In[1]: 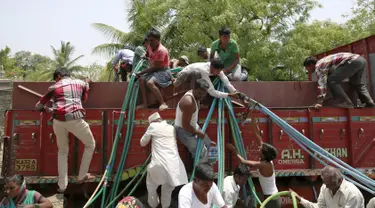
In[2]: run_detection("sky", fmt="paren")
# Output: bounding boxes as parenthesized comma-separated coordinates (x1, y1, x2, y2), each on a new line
(0, 0, 356, 66)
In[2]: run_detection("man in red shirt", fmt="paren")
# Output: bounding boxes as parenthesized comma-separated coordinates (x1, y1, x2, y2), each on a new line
(136, 28, 173, 111)
(35, 68, 95, 193)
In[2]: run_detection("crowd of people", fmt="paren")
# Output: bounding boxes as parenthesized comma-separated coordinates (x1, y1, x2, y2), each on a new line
(2, 26, 375, 207)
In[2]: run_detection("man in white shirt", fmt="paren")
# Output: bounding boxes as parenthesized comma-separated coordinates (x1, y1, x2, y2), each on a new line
(222, 164, 251, 208)
(178, 163, 227, 208)
(293, 166, 365, 208)
(173, 58, 239, 99)
(140, 112, 188, 208)
(367, 197, 375, 208)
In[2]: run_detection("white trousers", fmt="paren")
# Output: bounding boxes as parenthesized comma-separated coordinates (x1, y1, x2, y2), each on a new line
(146, 172, 175, 208)
(227, 64, 242, 81)
(53, 118, 96, 190)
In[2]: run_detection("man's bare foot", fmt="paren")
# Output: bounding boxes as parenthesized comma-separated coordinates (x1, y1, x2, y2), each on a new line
(136, 104, 146, 110)
(77, 173, 95, 184)
(159, 103, 169, 111)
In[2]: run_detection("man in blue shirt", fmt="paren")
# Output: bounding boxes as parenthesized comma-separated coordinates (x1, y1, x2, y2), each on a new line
(112, 44, 135, 82)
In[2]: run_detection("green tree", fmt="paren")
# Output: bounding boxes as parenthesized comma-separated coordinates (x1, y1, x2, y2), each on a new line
(14, 51, 55, 80)
(346, 0, 375, 39)
(267, 20, 357, 81)
(28, 41, 85, 81)
(0, 46, 24, 79)
(93, 0, 319, 80)
(74, 62, 106, 81)
(51, 41, 84, 71)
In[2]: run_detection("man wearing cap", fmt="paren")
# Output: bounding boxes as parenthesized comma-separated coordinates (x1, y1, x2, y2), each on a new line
(175, 79, 213, 163)
(141, 112, 188, 208)
(170, 55, 190, 69)
(112, 44, 135, 82)
(173, 58, 239, 99)
(210, 27, 242, 81)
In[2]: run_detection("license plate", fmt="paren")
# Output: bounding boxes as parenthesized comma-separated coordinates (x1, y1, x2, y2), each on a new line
(15, 159, 37, 171)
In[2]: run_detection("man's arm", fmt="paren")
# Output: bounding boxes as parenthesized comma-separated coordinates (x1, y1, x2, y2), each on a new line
(35, 89, 54, 111)
(81, 80, 90, 103)
(212, 183, 228, 208)
(298, 186, 327, 208)
(224, 54, 240, 74)
(250, 116, 263, 147)
(203, 73, 228, 98)
(236, 153, 265, 169)
(218, 71, 237, 93)
(345, 192, 364, 208)
(316, 70, 327, 105)
(112, 52, 122, 67)
(33, 191, 53, 208)
(180, 96, 205, 138)
(137, 61, 163, 75)
(140, 125, 153, 146)
(222, 189, 235, 208)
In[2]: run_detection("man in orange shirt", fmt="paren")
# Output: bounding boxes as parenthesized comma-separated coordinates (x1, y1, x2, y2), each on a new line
(136, 28, 173, 111)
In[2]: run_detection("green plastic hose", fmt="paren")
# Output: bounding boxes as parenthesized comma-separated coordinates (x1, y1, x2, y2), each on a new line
(105, 154, 151, 208)
(224, 98, 262, 205)
(110, 83, 140, 203)
(260, 191, 298, 208)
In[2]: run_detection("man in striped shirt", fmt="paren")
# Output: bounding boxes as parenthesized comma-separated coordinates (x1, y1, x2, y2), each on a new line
(303, 53, 375, 109)
(35, 67, 95, 193)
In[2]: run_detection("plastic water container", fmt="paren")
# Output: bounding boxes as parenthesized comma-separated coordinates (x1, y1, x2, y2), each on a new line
(208, 145, 218, 164)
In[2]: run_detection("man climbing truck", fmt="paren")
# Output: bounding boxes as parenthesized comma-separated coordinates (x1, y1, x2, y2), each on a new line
(112, 44, 135, 82)
(303, 53, 375, 110)
(174, 79, 213, 163)
(140, 112, 188, 208)
(173, 58, 239, 99)
(35, 68, 95, 193)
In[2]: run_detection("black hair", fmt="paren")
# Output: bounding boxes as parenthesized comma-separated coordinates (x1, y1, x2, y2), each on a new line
(197, 47, 207, 55)
(142, 37, 148, 45)
(303, 56, 318, 67)
(53, 67, 70, 80)
(210, 58, 224, 70)
(262, 143, 278, 162)
(219, 26, 231, 36)
(195, 163, 215, 181)
(5, 174, 24, 185)
(234, 164, 251, 177)
(194, 78, 210, 90)
(147, 28, 161, 40)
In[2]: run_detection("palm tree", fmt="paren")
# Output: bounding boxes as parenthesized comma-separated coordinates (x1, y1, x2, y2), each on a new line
(28, 41, 84, 81)
(91, 0, 175, 58)
(51, 41, 84, 72)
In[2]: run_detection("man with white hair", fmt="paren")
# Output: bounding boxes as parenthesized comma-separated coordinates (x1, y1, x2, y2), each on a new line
(293, 165, 365, 208)
(140, 112, 188, 208)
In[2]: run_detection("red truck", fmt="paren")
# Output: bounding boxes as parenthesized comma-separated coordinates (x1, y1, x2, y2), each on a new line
(2, 35, 375, 207)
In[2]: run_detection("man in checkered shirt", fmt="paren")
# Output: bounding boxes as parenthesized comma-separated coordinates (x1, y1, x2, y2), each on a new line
(303, 53, 375, 110)
(35, 67, 95, 193)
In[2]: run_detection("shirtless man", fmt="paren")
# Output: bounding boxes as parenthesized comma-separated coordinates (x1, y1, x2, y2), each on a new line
(174, 78, 212, 163)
